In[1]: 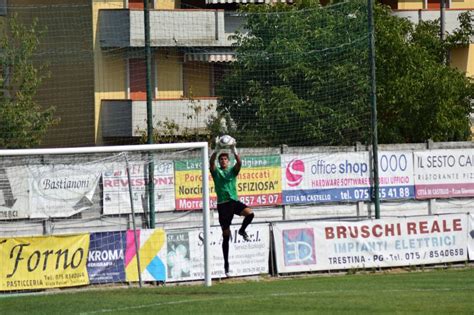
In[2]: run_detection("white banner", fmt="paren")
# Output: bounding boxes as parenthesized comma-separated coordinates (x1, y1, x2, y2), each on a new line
(469, 213, 474, 261)
(273, 214, 468, 273)
(414, 149, 474, 199)
(378, 151, 415, 200)
(28, 164, 102, 218)
(0, 166, 30, 219)
(282, 152, 370, 204)
(103, 161, 175, 214)
(166, 224, 270, 282)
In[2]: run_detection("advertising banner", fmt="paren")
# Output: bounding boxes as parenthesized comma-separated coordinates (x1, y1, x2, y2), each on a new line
(414, 149, 474, 199)
(282, 152, 371, 204)
(103, 161, 175, 214)
(87, 231, 126, 284)
(28, 165, 102, 218)
(468, 213, 474, 261)
(273, 214, 468, 273)
(0, 164, 102, 219)
(175, 155, 281, 210)
(0, 166, 30, 219)
(125, 229, 167, 282)
(378, 151, 415, 200)
(166, 224, 270, 282)
(0, 234, 90, 290)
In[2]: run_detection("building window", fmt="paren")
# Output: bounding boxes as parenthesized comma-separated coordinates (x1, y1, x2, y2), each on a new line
(427, 0, 441, 9)
(129, 59, 147, 101)
(129, 0, 154, 9)
(0, 0, 7, 16)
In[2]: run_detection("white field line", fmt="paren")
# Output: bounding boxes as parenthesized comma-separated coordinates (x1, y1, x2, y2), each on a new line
(78, 287, 471, 315)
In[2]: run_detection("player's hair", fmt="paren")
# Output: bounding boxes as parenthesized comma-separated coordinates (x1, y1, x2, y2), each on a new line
(218, 152, 229, 160)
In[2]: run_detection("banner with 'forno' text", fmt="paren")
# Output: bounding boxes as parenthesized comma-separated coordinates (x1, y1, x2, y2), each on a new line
(0, 234, 90, 291)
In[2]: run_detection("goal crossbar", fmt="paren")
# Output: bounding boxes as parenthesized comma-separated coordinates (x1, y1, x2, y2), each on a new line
(0, 142, 212, 287)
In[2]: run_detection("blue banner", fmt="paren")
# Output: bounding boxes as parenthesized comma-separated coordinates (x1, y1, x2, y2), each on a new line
(87, 231, 126, 284)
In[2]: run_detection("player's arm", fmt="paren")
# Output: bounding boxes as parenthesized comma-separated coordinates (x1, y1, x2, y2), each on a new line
(210, 151, 217, 173)
(232, 142, 241, 175)
(210, 136, 220, 173)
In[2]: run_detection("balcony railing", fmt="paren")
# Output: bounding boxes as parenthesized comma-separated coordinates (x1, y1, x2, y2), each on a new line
(98, 9, 243, 48)
(393, 9, 472, 36)
(101, 98, 218, 137)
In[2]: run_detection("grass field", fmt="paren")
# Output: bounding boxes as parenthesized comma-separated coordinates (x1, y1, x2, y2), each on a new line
(1, 268, 473, 314)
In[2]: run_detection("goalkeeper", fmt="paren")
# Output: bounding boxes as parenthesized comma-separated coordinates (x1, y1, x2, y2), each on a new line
(210, 136, 254, 277)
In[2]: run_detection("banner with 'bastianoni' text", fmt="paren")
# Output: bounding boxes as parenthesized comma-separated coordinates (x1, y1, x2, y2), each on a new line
(0, 234, 90, 291)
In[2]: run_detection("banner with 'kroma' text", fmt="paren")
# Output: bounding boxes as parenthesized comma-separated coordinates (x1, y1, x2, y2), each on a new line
(87, 231, 126, 284)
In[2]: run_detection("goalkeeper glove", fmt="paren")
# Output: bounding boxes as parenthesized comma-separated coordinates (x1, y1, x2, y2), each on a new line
(212, 136, 221, 155)
(231, 143, 238, 155)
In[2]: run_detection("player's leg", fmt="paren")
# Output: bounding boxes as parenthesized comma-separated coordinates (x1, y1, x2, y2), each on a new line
(218, 202, 233, 276)
(239, 207, 254, 241)
(222, 227, 231, 275)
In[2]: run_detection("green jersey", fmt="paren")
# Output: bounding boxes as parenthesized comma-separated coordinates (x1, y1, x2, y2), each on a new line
(211, 166, 239, 204)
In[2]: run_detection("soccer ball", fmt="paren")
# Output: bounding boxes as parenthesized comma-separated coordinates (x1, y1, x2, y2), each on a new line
(218, 135, 236, 148)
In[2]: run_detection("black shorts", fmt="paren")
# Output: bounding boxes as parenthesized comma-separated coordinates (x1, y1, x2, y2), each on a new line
(217, 199, 248, 230)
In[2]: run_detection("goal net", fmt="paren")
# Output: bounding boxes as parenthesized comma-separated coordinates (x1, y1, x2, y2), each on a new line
(0, 0, 370, 148)
(0, 143, 212, 292)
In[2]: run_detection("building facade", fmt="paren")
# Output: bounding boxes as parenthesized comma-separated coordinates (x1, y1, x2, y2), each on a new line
(2, 0, 473, 147)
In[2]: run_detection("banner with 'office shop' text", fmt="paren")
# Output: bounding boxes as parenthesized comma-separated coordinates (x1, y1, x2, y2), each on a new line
(174, 156, 281, 210)
(273, 214, 468, 273)
(282, 152, 371, 204)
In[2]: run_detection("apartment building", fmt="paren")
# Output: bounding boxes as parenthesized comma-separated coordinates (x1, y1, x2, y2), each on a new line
(381, 0, 473, 76)
(381, 0, 473, 135)
(3, 0, 472, 146)
(3, 0, 240, 147)
(97, 0, 241, 146)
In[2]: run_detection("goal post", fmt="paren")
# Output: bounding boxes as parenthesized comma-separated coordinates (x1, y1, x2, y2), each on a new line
(0, 142, 212, 288)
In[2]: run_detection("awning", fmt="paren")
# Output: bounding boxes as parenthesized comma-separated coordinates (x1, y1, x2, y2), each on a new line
(184, 52, 235, 63)
(206, 0, 292, 3)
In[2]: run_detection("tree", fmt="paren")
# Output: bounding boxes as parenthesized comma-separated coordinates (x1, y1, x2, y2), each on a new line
(375, 6, 473, 143)
(0, 15, 58, 149)
(217, 0, 474, 146)
(217, 0, 370, 147)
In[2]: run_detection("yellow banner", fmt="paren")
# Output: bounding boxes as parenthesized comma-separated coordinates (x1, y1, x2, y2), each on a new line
(126, 229, 166, 282)
(0, 234, 90, 291)
(174, 155, 282, 210)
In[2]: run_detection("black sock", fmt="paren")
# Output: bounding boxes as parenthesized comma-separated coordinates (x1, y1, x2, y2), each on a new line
(240, 213, 254, 233)
(222, 234, 230, 272)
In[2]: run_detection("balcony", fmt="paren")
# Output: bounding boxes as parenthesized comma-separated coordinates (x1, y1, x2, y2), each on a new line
(393, 9, 473, 36)
(98, 9, 243, 48)
(101, 98, 218, 138)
